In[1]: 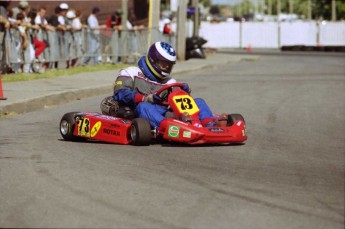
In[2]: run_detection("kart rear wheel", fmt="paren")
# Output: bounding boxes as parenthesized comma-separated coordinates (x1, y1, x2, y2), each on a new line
(60, 112, 83, 141)
(130, 118, 152, 146)
(229, 114, 245, 125)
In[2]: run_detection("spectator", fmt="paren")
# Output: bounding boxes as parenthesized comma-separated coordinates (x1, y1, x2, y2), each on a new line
(163, 18, 173, 35)
(105, 9, 122, 30)
(7, 8, 17, 26)
(57, 2, 70, 31)
(17, 1, 30, 25)
(35, 6, 55, 32)
(71, 9, 86, 66)
(27, 8, 47, 63)
(0, 1, 10, 21)
(0, 14, 9, 30)
(106, 9, 143, 31)
(16, 1, 34, 73)
(15, 12, 28, 72)
(66, 9, 79, 67)
(48, 6, 66, 31)
(71, 10, 85, 31)
(83, 6, 105, 65)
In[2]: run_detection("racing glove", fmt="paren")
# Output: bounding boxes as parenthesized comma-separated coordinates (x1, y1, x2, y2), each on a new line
(143, 94, 162, 104)
(134, 93, 161, 104)
(182, 82, 191, 94)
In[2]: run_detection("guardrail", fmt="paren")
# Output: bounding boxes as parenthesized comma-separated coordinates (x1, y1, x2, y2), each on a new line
(0, 27, 176, 74)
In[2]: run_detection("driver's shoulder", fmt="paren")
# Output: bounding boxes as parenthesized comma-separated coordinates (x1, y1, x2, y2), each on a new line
(119, 66, 142, 78)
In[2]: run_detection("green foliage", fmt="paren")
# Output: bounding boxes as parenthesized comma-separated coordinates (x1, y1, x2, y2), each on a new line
(200, 0, 212, 8)
(228, 0, 343, 21)
(232, 0, 255, 16)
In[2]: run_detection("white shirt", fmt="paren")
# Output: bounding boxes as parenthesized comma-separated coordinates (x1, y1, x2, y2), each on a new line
(87, 14, 99, 34)
(72, 18, 82, 30)
(34, 15, 47, 25)
(58, 15, 65, 25)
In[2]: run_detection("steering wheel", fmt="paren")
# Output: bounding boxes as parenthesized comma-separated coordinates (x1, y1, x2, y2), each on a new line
(155, 83, 185, 106)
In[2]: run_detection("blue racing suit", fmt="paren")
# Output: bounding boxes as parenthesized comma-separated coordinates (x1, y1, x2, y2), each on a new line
(113, 66, 214, 128)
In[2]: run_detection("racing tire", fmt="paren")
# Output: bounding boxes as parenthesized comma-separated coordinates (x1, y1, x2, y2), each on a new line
(130, 118, 152, 146)
(60, 112, 83, 141)
(229, 114, 245, 125)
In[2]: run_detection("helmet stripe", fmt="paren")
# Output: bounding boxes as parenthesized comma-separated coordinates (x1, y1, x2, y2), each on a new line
(155, 42, 176, 62)
(145, 56, 164, 79)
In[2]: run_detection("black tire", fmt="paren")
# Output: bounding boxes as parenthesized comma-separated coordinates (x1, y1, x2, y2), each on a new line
(229, 114, 245, 125)
(60, 112, 81, 141)
(130, 118, 152, 146)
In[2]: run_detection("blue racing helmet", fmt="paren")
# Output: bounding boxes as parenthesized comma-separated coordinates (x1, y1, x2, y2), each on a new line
(138, 42, 176, 81)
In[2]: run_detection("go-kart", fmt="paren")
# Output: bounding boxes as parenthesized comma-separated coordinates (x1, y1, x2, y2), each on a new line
(59, 83, 247, 145)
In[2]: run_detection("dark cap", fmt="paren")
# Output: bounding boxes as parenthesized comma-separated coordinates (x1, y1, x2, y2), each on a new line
(92, 6, 100, 14)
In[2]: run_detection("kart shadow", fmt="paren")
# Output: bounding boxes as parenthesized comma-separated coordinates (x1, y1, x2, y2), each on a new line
(58, 139, 245, 147)
(58, 139, 113, 145)
(156, 141, 246, 148)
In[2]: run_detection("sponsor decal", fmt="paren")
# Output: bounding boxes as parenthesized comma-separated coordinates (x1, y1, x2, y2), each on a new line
(103, 128, 120, 136)
(91, 121, 102, 137)
(168, 125, 180, 138)
(209, 127, 225, 133)
(183, 131, 191, 138)
(120, 119, 131, 124)
(115, 81, 122, 85)
(97, 115, 119, 121)
(110, 123, 121, 128)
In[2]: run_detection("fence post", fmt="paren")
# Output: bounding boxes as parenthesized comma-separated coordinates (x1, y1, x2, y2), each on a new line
(278, 21, 281, 49)
(239, 21, 242, 49)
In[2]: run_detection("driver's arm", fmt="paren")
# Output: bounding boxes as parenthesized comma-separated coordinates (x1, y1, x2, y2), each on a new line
(113, 89, 146, 106)
(113, 69, 147, 106)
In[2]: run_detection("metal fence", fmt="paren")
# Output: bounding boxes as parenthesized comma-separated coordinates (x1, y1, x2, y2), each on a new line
(0, 27, 175, 73)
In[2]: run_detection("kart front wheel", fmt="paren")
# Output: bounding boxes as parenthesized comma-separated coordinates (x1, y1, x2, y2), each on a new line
(229, 114, 245, 125)
(60, 112, 82, 141)
(130, 118, 152, 146)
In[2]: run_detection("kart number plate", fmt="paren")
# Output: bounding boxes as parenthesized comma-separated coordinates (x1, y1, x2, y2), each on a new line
(173, 95, 199, 115)
(78, 117, 91, 137)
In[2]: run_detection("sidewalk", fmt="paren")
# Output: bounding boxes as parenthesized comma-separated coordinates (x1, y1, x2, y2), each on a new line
(0, 53, 259, 116)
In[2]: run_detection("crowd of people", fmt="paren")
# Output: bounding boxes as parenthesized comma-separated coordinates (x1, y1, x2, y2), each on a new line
(0, 1, 146, 73)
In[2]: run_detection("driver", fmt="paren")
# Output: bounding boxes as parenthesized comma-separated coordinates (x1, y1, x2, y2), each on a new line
(101, 41, 224, 128)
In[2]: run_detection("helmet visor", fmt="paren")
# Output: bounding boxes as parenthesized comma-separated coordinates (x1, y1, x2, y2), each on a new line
(157, 59, 175, 75)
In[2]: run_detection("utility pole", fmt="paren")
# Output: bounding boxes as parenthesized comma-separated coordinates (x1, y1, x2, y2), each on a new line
(268, 0, 272, 15)
(277, 0, 281, 17)
(332, 0, 336, 21)
(121, 0, 128, 58)
(148, 0, 160, 48)
(307, 0, 312, 20)
(289, 0, 294, 14)
(192, 0, 199, 37)
(176, 1, 187, 61)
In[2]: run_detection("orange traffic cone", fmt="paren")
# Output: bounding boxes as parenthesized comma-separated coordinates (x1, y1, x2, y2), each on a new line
(247, 44, 252, 53)
(0, 74, 7, 100)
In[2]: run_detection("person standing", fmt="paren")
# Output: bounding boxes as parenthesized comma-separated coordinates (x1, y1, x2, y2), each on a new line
(83, 6, 105, 65)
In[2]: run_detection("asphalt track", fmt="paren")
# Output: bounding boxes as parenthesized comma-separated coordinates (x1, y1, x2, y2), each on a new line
(0, 52, 344, 228)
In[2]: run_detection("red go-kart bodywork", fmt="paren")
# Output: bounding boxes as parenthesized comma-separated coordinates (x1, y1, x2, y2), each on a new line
(60, 83, 247, 145)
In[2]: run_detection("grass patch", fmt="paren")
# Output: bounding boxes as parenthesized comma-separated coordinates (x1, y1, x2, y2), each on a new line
(1, 64, 130, 82)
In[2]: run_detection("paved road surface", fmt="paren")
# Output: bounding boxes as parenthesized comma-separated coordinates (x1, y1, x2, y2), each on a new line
(0, 53, 344, 228)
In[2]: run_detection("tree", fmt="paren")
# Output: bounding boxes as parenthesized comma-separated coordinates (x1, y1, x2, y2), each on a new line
(200, 0, 211, 8)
